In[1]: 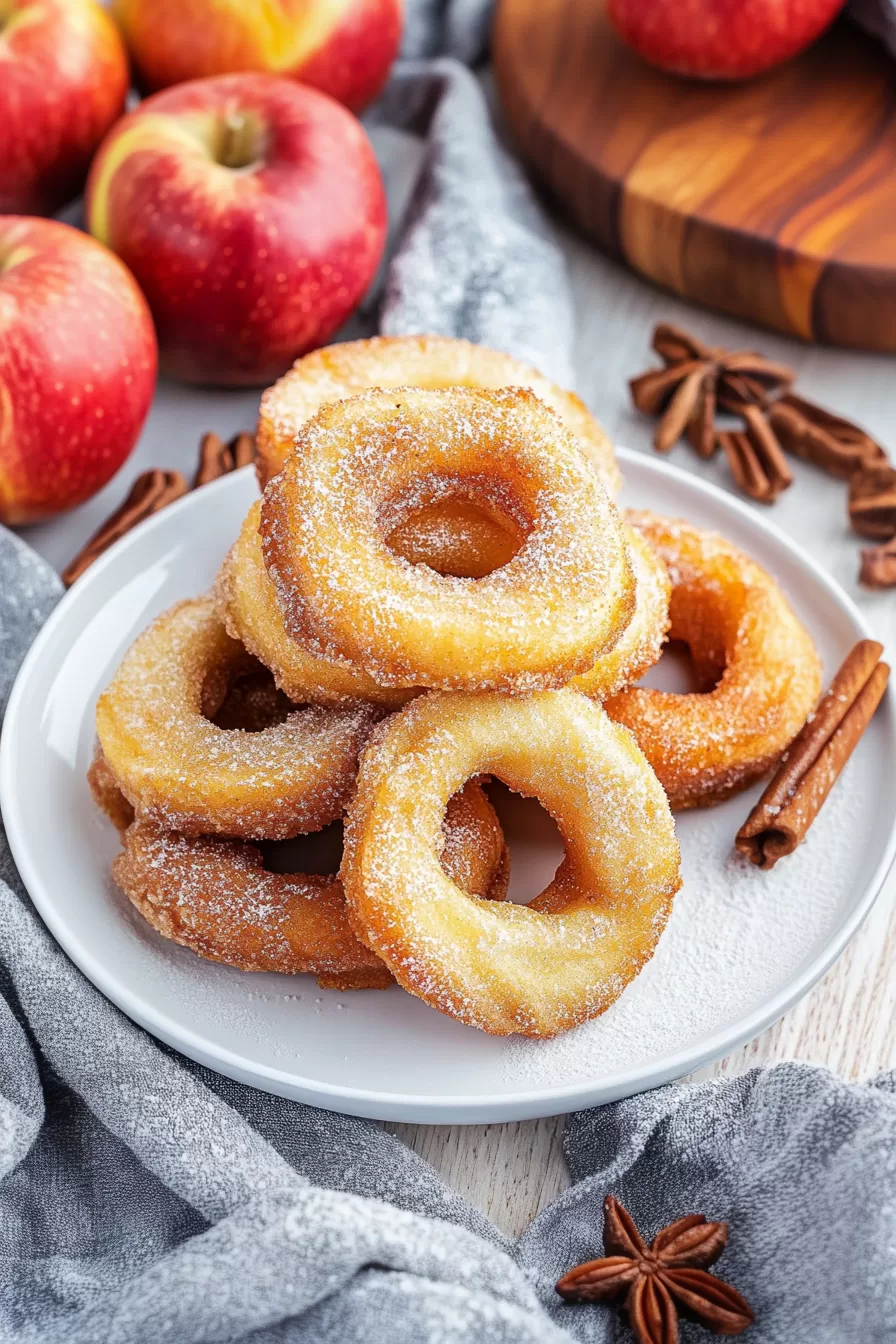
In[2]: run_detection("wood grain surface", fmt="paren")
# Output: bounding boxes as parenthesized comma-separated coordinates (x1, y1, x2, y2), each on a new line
(494, 0, 896, 352)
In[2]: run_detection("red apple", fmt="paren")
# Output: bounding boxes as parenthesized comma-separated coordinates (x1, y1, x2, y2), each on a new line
(86, 74, 387, 386)
(112, 0, 403, 113)
(0, 0, 129, 215)
(0, 218, 157, 524)
(607, 0, 846, 80)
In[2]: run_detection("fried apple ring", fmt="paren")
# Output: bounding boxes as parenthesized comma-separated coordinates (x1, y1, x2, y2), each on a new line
(341, 688, 681, 1037)
(89, 662, 297, 830)
(112, 781, 509, 992)
(256, 334, 621, 496)
(605, 513, 823, 809)
(569, 521, 671, 699)
(95, 597, 382, 839)
(220, 502, 664, 707)
(217, 501, 415, 709)
(260, 387, 635, 692)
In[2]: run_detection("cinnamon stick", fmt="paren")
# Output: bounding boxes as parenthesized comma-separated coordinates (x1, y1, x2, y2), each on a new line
(717, 406, 792, 503)
(193, 430, 256, 486)
(860, 538, 896, 589)
(848, 461, 896, 540)
(61, 469, 188, 587)
(769, 394, 886, 480)
(736, 641, 889, 869)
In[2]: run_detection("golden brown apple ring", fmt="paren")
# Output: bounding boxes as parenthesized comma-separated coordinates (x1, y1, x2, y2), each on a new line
(260, 387, 635, 692)
(217, 501, 415, 709)
(95, 597, 382, 839)
(88, 751, 135, 833)
(89, 662, 297, 831)
(605, 513, 823, 809)
(569, 521, 670, 700)
(341, 688, 681, 1037)
(256, 334, 621, 496)
(112, 781, 509, 992)
(220, 502, 665, 706)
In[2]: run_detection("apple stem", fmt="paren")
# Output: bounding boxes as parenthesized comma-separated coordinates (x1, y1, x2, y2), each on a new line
(217, 113, 262, 171)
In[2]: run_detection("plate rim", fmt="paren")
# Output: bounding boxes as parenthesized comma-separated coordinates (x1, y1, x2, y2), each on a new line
(3, 449, 894, 1123)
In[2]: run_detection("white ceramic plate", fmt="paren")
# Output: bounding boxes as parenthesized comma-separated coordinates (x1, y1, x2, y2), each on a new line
(3, 450, 894, 1122)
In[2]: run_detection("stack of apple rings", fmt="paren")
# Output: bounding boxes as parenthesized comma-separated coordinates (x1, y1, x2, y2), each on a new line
(94, 335, 821, 1038)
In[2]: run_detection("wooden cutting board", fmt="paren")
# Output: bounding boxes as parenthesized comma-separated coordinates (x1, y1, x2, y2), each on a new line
(493, 0, 896, 351)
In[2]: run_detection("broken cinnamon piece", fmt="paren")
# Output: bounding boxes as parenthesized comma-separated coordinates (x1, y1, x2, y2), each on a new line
(736, 640, 889, 869)
(193, 430, 256, 487)
(686, 371, 718, 458)
(769, 394, 886, 480)
(229, 431, 256, 470)
(718, 406, 792, 503)
(848, 462, 896, 540)
(61, 469, 188, 586)
(652, 364, 711, 452)
(652, 321, 713, 365)
(860, 538, 896, 589)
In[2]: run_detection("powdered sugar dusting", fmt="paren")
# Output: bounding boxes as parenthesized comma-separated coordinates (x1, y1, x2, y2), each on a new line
(500, 761, 863, 1085)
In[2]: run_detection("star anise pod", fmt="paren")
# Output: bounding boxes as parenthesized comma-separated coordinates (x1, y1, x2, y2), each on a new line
(630, 322, 795, 458)
(556, 1195, 754, 1344)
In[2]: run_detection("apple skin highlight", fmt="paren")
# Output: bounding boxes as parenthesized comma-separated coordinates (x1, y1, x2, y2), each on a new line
(0, 218, 157, 525)
(86, 74, 388, 387)
(607, 0, 847, 81)
(112, 0, 404, 113)
(0, 0, 129, 215)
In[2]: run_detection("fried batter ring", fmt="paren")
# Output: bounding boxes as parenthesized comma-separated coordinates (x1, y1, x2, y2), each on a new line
(260, 387, 635, 692)
(256, 334, 621, 496)
(112, 781, 509, 992)
(95, 597, 382, 839)
(341, 689, 681, 1037)
(605, 513, 823, 809)
(220, 502, 666, 706)
(570, 521, 671, 700)
(217, 501, 416, 709)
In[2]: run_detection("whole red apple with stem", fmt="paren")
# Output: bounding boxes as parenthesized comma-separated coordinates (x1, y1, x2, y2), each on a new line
(112, 0, 403, 113)
(607, 0, 847, 80)
(86, 74, 387, 387)
(0, 0, 129, 215)
(0, 218, 157, 525)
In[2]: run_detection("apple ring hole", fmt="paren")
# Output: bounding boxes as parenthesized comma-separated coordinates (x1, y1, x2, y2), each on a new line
(202, 660, 296, 731)
(483, 780, 566, 906)
(381, 474, 531, 579)
(262, 820, 345, 878)
(636, 638, 722, 695)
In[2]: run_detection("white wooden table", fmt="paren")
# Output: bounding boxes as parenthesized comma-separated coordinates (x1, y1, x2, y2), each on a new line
(26, 221, 896, 1240)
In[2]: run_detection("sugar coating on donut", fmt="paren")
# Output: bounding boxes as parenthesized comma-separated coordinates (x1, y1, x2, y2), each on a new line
(217, 501, 415, 709)
(570, 521, 671, 700)
(88, 751, 135, 832)
(260, 387, 635, 692)
(341, 688, 681, 1037)
(112, 781, 508, 990)
(96, 597, 383, 839)
(256, 333, 621, 496)
(605, 512, 823, 809)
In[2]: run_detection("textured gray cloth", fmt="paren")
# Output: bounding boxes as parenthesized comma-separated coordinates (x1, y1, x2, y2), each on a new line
(373, 3, 574, 384)
(2, 1, 896, 1339)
